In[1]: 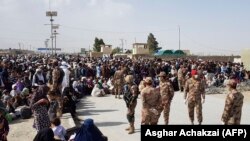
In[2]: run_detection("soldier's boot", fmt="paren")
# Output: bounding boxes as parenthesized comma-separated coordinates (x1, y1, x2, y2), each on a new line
(125, 126, 131, 131)
(128, 123, 135, 134)
(198, 122, 202, 125)
(191, 121, 194, 125)
(118, 94, 121, 99)
(115, 94, 117, 98)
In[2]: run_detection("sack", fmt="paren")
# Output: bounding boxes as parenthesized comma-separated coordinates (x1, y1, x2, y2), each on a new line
(5, 113, 12, 123)
(20, 106, 32, 119)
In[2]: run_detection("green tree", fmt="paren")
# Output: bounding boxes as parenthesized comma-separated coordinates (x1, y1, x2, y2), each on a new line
(147, 33, 161, 54)
(112, 47, 122, 54)
(93, 37, 105, 52)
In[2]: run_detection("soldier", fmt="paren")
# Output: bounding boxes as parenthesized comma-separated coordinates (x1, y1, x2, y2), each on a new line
(184, 70, 205, 125)
(113, 66, 124, 99)
(157, 72, 175, 125)
(141, 77, 162, 125)
(221, 79, 244, 125)
(51, 60, 65, 117)
(123, 74, 138, 134)
(177, 65, 185, 92)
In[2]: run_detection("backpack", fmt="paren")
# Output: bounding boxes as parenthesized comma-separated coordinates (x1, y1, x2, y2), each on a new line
(80, 67, 86, 77)
(58, 68, 65, 84)
(20, 106, 32, 119)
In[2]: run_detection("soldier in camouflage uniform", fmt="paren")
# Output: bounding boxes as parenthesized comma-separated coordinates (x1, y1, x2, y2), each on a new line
(51, 60, 64, 117)
(157, 72, 175, 125)
(123, 74, 139, 134)
(113, 66, 124, 99)
(221, 79, 244, 125)
(178, 65, 185, 92)
(184, 70, 205, 125)
(141, 77, 162, 125)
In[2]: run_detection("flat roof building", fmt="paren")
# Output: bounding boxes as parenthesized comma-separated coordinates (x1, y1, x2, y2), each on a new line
(132, 43, 149, 55)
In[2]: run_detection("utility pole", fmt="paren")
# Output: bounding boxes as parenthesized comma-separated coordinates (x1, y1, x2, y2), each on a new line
(18, 43, 21, 50)
(45, 39, 49, 54)
(53, 30, 59, 55)
(178, 25, 181, 50)
(125, 40, 127, 50)
(50, 16, 54, 55)
(120, 39, 124, 53)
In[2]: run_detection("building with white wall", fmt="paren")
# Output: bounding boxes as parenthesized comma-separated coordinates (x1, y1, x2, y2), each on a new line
(132, 43, 149, 55)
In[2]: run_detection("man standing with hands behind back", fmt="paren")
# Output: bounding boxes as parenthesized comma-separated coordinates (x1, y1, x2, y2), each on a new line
(184, 70, 205, 125)
(157, 71, 175, 125)
(221, 79, 244, 125)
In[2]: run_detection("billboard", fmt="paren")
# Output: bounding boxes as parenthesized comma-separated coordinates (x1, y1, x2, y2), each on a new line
(37, 48, 61, 51)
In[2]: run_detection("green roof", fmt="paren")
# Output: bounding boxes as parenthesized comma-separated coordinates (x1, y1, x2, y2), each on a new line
(155, 50, 174, 56)
(154, 49, 186, 56)
(173, 50, 185, 55)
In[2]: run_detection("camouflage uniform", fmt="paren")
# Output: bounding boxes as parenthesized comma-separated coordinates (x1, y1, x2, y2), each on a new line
(221, 90, 244, 125)
(114, 69, 124, 99)
(123, 75, 139, 134)
(158, 79, 175, 125)
(141, 78, 162, 125)
(178, 67, 185, 92)
(52, 66, 64, 117)
(52, 67, 62, 91)
(184, 78, 205, 124)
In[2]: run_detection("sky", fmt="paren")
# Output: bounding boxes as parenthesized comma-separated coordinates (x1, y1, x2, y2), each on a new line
(0, 0, 249, 55)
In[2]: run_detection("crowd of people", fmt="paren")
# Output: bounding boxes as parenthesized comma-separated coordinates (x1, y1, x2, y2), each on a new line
(0, 54, 248, 140)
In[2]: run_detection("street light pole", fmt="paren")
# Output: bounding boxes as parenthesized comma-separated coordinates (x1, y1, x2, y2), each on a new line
(45, 39, 49, 54)
(50, 16, 54, 55)
(53, 30, 59, 55)
(46, 11, 57, 55)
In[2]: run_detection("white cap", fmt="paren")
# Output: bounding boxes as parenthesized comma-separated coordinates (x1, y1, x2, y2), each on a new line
(61, 61, 67, 66)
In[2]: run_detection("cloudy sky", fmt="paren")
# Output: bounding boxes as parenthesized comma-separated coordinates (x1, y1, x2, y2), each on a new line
(0, 0, 249, 55)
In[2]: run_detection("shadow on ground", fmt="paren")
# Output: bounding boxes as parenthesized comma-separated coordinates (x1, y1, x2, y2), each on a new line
(9, 117, 33, 125)
(94, 121, 127, 127)
(77, 109, 118, 116)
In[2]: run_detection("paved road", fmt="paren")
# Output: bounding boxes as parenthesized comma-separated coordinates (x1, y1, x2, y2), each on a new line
(8, 91, 250, 141)
(76, 92, 250, 141)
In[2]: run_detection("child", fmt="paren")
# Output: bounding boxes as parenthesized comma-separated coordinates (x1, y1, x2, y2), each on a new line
(47, 91, 59, 121)
(51, 117, 66, 141)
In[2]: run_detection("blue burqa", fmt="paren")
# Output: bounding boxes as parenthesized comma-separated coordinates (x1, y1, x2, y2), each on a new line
(74, 118, 106, 141)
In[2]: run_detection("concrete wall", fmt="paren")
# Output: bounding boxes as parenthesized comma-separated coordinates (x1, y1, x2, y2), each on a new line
(101, 45, 112, 54)
(132, 44, 149, 55)
(132, 54, 240, 62)
(90, 52, 103, 58)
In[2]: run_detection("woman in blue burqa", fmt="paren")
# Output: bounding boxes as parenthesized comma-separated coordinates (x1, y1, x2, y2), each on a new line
(74, 118, 107, 141)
